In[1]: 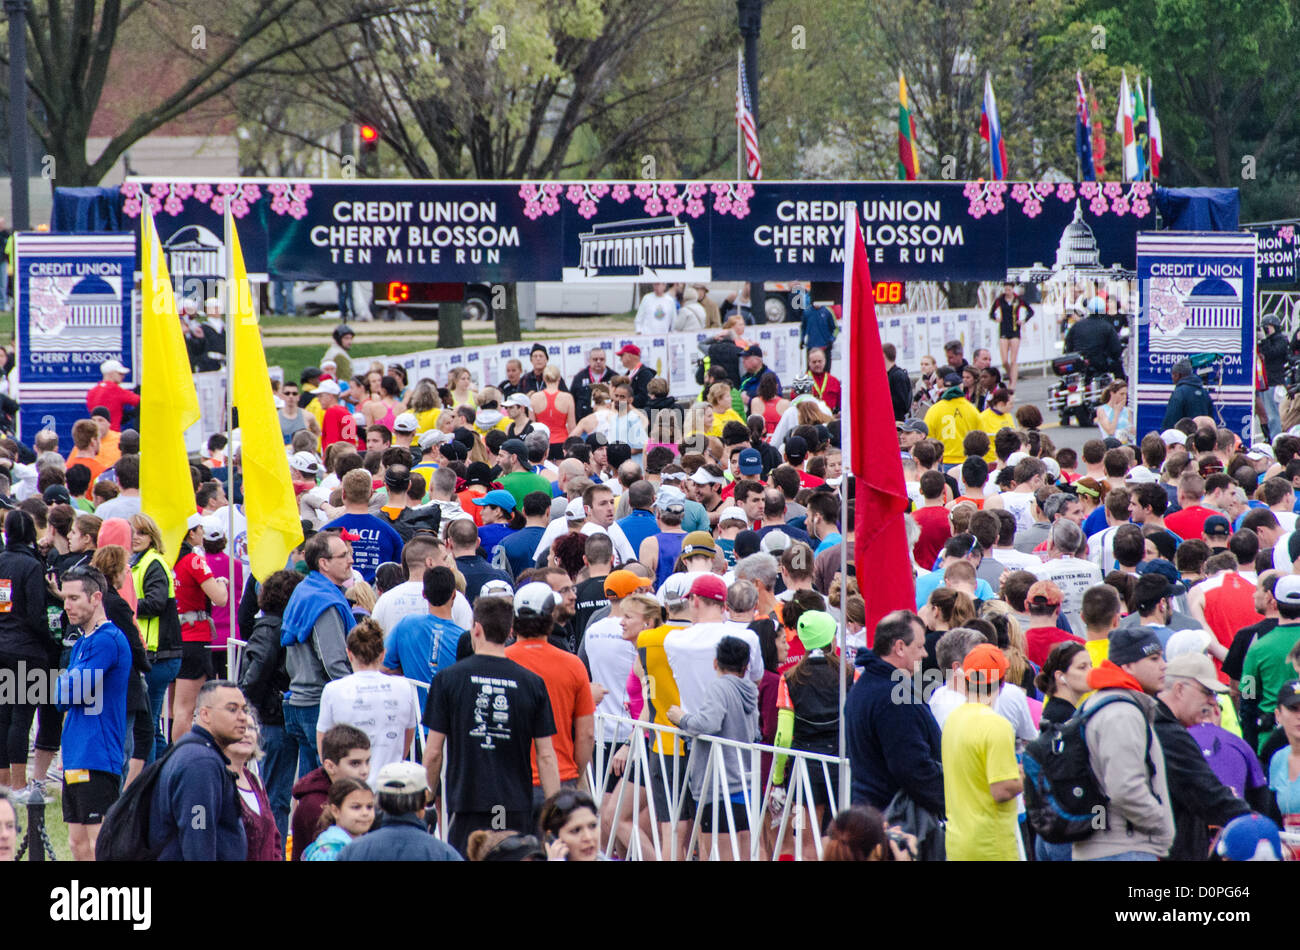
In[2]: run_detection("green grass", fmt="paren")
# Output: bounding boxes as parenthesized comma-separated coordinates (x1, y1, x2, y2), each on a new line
(14, 788, 73, 862)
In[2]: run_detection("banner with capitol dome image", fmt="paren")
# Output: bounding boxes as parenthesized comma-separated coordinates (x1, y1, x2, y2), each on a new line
(1133, 231, 1258, 443)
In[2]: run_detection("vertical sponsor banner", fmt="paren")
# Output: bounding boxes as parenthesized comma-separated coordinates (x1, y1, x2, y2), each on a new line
(14, 233, 137, 447)
(1243, 224, 1296, 286)
(1135, 232, 1258, 443)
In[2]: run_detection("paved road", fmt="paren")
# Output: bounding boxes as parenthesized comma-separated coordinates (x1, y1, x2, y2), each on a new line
(1010, 365, 1097, 455)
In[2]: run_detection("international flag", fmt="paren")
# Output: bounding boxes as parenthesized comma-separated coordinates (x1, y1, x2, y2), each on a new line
(1133, 73, 1149, 180)
(1115, 70, 1139, 180)
(1089, 81, 1107, 178)
(979, 72, 1007, 180)
(139, 202, 201, 560)
(736, 49, 762, 180)
(1148, 76, 1163, 179)
(225, 203, 303, 581)
(840, 209, 914, 637)
(897, 71, 921, 181)
(1075, 71, 1095, 181)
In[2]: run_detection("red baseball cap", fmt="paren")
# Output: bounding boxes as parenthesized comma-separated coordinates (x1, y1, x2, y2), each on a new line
(690, 573, 727, 603)
(616, 343, 641, 357)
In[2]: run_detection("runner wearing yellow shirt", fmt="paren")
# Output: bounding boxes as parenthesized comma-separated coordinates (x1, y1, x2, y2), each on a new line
(923, 374, 984, 466)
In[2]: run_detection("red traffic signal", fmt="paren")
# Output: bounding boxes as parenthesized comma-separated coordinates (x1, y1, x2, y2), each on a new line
(359, 125, 379, 151)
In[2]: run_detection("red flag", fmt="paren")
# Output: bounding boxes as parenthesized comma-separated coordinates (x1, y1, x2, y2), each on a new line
(840, 210, 915, 639)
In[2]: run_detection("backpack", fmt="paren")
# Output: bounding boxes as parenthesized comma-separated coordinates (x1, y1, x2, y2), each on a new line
(1022, 692, 1155, 844)
(94, 735, 203, 861)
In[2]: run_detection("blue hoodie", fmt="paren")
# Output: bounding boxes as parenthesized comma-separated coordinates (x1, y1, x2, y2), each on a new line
(147, 726, 247, 861)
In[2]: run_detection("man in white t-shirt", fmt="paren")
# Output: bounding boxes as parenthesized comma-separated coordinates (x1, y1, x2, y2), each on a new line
(1000, 457, 1045, 534)
(634, 283, 676, 335)
(371, 534, 473, 633)
(662, 574, 763, 714)
(927, 628, 1037, 745)
(1031, 520, 1102, 633)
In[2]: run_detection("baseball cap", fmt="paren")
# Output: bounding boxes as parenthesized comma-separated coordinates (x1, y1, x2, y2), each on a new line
(1216, 813, 1283, 861)
(1159, 428, 1187, 446)
(760, 530, 793, 555)
(393, 412, 418, 434)
(201, 515, 226, 542)
(479, 578, 515, 599)
(797, 610, 837, 652)
(655, 486, 686, 512)
(505, 393, 531, 408)
(1026, 580, 1063, 607)
(1164, 628, 1213, 661)
(742, 344, 764, 358)
(531, 422, 550, 442)
(375, 760, 428, 795)
(499, 438, 529, 464)
(564, 497, 587, 521)
(472, 489, 517, 512)
(585, 432, 609, 448)
(784, 434, 808, 462)
(1275, 575, 1300, 605)
(604, 569, 652, 599)
(942, 372, 962, 387)
(513, 582, 557, 617)
(896, 419, 928, 436)
(1108, 627, 1163, 665)
(681, 531, 717, 558)
(185, 513, 205, 532)
(1165, 652, 1229, 693)
(100, 358, 127, 375)
(418, 429, 449, 451)
(1041, 458, 1061, 481)
(90, 406, 111, 421)
(962, 644, 1010, 681)
(718, 505, 747, 525)
(1006, 451, 1030, 467)
(42, 485, 71, 506)
(657, 572, 694, 608)
(737, 448, 762, 475)
(1278, 680, 1300, 710)
(1203, 515, 1231, 538)
(464, 462, 495, 489)
(1137, 557, 1183, 589)
(689, 573, 727, 603)
(1247, 443, 1276, 462)
(1125, 466, 1158, 484)
(689, 467, 725, 486)
(288, 451, 322, 476)
(616, 343, 640, 357)
(315, 379, 341, 396)
(1133, 573, 1176, 610)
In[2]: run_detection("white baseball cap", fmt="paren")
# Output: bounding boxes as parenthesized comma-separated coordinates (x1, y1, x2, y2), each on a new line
(1160, 428, 1187, 446)
(479, 578, 515, 599)
(185, 513, 205, 532)
(101, 358, 128, 375)
(514, 581, 557, 617)
(565, 497, 587, 520)
(315, 379, 341, 396)
(418, 429, 449, 450)
(689, 468, 725, 486)
(657, 572, 694, 607)
(393, 412, 419, 434)
(288, 451, 322, 476)
(505, 393, 532, 408)
(718, 506, 748, 524)
(531, 422, 550, 441)
(201, 515, 227, 542)
(1006, 451, 1030, 467)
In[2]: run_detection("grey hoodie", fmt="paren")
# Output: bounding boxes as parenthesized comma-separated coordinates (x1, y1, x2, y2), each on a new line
(676, 673, 760, 800)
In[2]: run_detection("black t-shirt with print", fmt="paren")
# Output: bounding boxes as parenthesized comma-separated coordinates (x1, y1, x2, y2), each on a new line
(572, 575, 611, 649)
(423, 653, 556, 814)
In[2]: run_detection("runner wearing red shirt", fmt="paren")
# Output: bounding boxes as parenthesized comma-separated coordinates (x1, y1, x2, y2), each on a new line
(1163, 471, 1219, 541)
(1022, 580, 1084, 667)
(912, 471, 952, 568)
(170, 514, 229, 742)
(316, 380, 360, 451)
(84, 359, 140, 431)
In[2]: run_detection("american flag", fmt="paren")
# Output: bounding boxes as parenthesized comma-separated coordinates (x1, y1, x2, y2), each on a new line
(736, 50, 762, 180)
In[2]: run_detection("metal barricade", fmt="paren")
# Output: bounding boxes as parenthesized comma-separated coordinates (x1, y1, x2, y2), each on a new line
(588, 713, 847, 861)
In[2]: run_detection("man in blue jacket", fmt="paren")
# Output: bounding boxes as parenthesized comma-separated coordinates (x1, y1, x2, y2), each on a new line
(1161, 360, 1216, 429)
(799, 299, 838, 363)
(56, 566, 132, 861)
(147, 680, 249, 860)
(337, 761, 462, 861)
(845, 610, 945, 817)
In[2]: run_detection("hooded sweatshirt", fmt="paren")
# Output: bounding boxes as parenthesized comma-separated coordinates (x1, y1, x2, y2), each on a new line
(290, 767, 334, 861)
(675, 672, 759, 800)
(1072, 661, 1175, 861)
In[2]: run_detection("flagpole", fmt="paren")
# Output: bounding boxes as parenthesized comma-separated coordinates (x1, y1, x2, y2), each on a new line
(736, 49, 744, 181)
(224, 199, 236, 668)
(837, 206, 853, 809)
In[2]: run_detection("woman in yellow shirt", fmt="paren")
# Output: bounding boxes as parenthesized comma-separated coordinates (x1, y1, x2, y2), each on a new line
(406, 379, 443, 433)
(705, 383, 745, 438)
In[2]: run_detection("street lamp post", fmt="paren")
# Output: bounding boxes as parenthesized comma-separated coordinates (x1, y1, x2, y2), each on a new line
(6, 0, 30, 230)
(737, 0, 765, 324)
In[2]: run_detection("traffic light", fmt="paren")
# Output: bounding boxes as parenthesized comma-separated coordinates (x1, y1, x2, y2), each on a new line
(359, 124, 379, 153)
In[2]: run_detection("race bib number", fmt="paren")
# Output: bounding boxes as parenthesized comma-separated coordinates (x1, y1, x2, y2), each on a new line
(65, 769, 90, 785)
(0, 579, 12, 613)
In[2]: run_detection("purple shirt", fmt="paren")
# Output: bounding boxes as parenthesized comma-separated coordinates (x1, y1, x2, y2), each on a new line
(1187, 723, 1267, 799)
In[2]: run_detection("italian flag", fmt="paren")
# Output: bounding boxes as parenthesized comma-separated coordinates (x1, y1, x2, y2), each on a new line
(897, 71, 921, 180)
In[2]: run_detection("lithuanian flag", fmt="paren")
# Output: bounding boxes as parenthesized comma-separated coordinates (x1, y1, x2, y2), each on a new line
(897, 71, 921, 180)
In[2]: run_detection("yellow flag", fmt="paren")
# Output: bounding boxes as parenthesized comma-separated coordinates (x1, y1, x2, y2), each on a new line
(226, 205, 303, 580)
(140, 204, 201, 560)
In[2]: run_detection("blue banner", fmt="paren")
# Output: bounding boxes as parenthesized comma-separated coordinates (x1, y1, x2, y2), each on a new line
(115, 178, 1155, 286)
(1134, 231, 1258, 443)
(13, 233, 137, 447)
(1244, 224, 1297, 285)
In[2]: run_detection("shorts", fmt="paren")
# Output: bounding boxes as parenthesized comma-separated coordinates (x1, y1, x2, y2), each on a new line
(547, 442, 565, 461)
(62, 769, 121, 825)
(999, 329, 1021, 341)
(698, 797, 750, 834)
(597, 741, 622, 795)
(647, 750, 690, 821)
(178, 641, 214, 681)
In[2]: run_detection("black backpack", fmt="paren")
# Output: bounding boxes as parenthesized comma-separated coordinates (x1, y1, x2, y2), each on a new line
(95, 735, 202, 862)
(1022, 692, 1154, 844)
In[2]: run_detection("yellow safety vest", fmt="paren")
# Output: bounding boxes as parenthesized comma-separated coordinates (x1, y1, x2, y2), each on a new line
(131, 548, 175, 653)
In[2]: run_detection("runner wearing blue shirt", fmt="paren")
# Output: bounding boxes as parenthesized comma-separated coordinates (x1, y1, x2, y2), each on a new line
(472, 489, 517, 563)
(382, 567, 464, 708)
(55, 566, 132, 861)
(323, 470, 404, 584)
